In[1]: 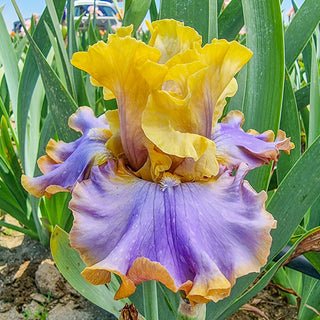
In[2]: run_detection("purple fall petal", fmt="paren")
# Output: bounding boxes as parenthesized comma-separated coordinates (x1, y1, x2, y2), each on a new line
(21, 107, 111, 198)
(212, 111, 294, 170)
(44, 107, 109, 164)
(44, 140, 80, 165)
(68, 106, 109, 133)
(69, 160, 275, 303)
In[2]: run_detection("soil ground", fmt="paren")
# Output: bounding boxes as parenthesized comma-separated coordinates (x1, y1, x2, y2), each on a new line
(0, 215, 298, 320)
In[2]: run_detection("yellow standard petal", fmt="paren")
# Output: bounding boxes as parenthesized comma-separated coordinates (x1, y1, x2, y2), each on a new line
(104, 110, 124, 158)
(71, 30, 161, 171)
(142, 39, 252, 180)
(188, 39, 253, 137)
(142, 90, 219, 179)
(147, 19, 202, 64)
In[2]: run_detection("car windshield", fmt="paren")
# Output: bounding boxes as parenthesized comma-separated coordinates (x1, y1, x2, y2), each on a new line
(75, 5, 116, 17)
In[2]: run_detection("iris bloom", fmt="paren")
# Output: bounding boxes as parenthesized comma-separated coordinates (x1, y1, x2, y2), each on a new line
(22, 20, 294, 304)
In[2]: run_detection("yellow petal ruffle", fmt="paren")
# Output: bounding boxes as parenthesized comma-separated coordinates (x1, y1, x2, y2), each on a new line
(147, 19, 202, 64)
(71, 20, 252, 182)
(71, 30, 161, 171)
(141, 31, 252, 179)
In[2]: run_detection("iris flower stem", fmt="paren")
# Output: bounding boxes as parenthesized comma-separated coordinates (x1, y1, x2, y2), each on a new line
(142, 280, 159, 320)
(177, 299, 206, 320)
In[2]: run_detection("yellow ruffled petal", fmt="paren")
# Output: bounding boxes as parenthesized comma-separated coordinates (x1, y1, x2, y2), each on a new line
(213, 78, 238, 125)
(90, 77, 102, 87)
(90, 78, 116, 100)
(148, 19, 202, 64)
(186, 40, 252, 137)
(135, 142, 173, 182)
(138, 52, 203, 97)
(147, 144, 172, 181)
(137, 60, 168, 89)
(173, 143, 219, 181)
(106, 133, 124, 158)
(165, 48, 201, 69)
(103, 87, 116, 100)
(89, 78, 115, 100)
(72, 23, 252, 182)
(163, 60, 206, 97)
(71, 34, 161, 171)
(142, 90, 219, 178)
(142, 39, 252, 172)
(104, 110, 124, 157)
(115, 25, 133, 38)
(105, 110, 120, 134)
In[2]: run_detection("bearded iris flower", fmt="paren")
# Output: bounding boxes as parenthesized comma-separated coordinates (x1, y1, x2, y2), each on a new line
(22, 20, 294, 304)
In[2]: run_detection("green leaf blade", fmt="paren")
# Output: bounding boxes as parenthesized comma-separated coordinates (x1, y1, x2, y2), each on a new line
(298, 275, 320, 320)
(241, 0, 285, 191)
(0, 116, 22, 181)
(0, 7, 19, 116)
(51, 226, 131, 316)
(216, 228, 320, 320)
(295, 84, 310, 111)
(123, 0, 152, 33)
(218, 0, 243, 41)
(16, 0, 66, 168)
(12, 0, 79, 143)
(309, 39, 320, 144)
(67, 0, 90, 107)
(160, 0, 213, 44)
(268, 136, 320, 259)
(285, 0, 320, 70)
(277, 70, 301, 182)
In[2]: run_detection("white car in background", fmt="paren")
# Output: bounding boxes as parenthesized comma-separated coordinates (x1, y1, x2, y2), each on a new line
(74, 0, 121, 30)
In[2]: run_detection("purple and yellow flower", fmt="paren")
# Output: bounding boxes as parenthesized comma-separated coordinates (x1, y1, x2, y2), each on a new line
(22, 20, 294, 304)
